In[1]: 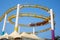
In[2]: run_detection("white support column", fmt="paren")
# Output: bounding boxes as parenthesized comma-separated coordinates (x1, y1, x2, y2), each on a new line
(14, 4, 20, 32)
(33, 27, 35, 34)
(50, 9, 54, 30)
(18, 26, 20, 34)
(2, 14, 7, 35)
(50, 9, 55, 40)
(2, 14, 7, 32)
(29, 23, 35, 34)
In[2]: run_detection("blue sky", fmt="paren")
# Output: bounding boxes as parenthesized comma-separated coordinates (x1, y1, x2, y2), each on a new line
(0, 0, 60, 39)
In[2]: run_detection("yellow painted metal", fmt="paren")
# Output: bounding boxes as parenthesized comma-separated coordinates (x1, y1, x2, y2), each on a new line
(0, 5, 50, 22)
(14, 27, 18, 32)
(8, 13, 50, 27)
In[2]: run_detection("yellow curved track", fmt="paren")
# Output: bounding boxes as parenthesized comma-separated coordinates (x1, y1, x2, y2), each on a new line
(8, 13, 50, 26)
(0, 5, 50, 22)
(28, 27, 51, 34)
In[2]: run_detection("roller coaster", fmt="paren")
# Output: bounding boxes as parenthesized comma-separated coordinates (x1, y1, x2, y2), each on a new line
(0, 4, 55, 40)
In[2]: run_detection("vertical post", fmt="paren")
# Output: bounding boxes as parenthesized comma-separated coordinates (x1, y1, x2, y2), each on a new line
(29, 23, 35, 34)
(14, 4, 20, 32)
(18, 26, 20, 34)
(2, 14, 7, 35)
(33, 27, 35, 34)
(50, 9, 55, 40)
